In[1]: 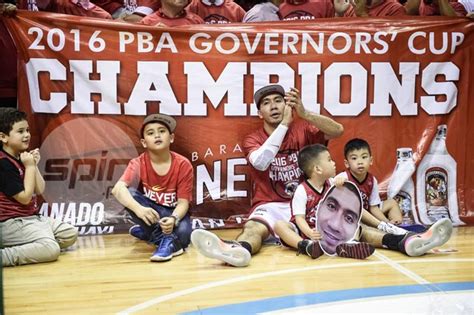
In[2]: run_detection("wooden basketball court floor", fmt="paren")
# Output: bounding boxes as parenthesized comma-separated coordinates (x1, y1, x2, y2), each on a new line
(4, 226, 474, 314)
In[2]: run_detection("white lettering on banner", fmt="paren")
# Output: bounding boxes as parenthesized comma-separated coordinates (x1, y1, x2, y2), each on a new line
(25, 59, 459, 116)
(39, 202, 105, 226)
(370, 63, 419, 116)
(78, 226, 115, 235)
(191, 143, 243, 162)
(125, 62, 181, 115)
(407, 32, 464, 55)
(118, 31, 177, 53)
(70, 60, 121, 114)
(421, 62, 460, 114)
(184, 62, 247, 116)
(196, 159, 248, 205)
(26, 27, 465, 56)
(188, 31, 402, 55)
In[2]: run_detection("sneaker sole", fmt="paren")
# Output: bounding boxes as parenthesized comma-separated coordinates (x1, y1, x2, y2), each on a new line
(191, 229, 251, 267)
(150, 248, 184, 262)
(308, 241, 324, 259)
(404, 218, 453, 257)
(336, 243, 375, 260)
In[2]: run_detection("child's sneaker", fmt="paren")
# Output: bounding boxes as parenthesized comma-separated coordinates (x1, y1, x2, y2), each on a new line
(297, 240, 323, 259)
(129, 225, 146, 240)
(399, 218, 453, 257)
(150, 234, 184, 262)
(378, 221, 408, 235)
(336, 242, 375, 259)
(191, 229, 251, 267)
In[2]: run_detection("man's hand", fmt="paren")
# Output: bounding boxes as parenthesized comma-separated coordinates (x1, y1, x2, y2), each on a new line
(280, 104, 293, 126)
(334, 0, 350, 16)
(285, 88, 306, 118)
(121, 13, 144, 23)
(159, 217, 175, 234)
(135, 206, 160, 226)
(1, 3, 17, 16)
(353, 0, 369, 16)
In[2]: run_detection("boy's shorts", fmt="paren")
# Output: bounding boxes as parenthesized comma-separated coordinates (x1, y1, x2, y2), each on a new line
(248, 202, 291, 240)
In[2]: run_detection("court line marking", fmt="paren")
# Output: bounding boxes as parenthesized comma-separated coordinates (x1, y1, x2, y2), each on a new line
(117, 257, 474, 314)
(374, 251, 430, 284)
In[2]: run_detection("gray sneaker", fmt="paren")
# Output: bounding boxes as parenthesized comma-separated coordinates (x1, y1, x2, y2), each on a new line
(400, 218, 453, 257)
(191, 229, 251, 267)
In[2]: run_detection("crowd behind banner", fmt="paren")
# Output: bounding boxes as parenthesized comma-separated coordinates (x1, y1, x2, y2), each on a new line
(2, 9, 474, 234)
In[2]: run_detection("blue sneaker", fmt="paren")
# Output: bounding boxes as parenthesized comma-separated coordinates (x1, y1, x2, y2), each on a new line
(150, 234, 184, 262)
(129, 225, 147, 241)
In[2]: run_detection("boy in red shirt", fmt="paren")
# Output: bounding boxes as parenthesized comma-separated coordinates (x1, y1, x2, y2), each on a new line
(112, 114, 193, 262)
(187, 0, 245, 23)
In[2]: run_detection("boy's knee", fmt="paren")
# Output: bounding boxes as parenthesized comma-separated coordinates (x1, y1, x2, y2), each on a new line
(57, 227, 79, 249)
(38, 239, 61, 262)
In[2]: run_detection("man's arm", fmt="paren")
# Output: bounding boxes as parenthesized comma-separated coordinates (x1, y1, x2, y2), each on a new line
(285, 88, 344, 140)
(438, 0, 459, 16)
(353, 0, 369, 17)
(248, 104, 293, 171)
(405, 0, 421, 15)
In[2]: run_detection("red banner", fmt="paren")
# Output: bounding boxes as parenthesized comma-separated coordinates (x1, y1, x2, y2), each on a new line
(3, 11, 474, 234)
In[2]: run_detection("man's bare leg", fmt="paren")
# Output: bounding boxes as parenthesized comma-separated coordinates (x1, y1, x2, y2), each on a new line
(360, 219, 452, 256)
(236, 220, 269, 254)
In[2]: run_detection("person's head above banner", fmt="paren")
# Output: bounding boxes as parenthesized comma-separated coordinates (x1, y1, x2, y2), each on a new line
(316, 181, 363, 255)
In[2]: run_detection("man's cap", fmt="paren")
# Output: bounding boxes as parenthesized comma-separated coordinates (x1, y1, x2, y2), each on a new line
(140, 114, 177, 136)
(254, 84, 285, 109)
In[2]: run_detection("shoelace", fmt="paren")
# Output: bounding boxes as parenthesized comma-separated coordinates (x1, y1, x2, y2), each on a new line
(158, 235, 174, 251)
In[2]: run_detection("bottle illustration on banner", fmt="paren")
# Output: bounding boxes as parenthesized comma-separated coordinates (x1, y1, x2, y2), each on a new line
(388, 148, 418, 225)
(416, 125, 464, 226)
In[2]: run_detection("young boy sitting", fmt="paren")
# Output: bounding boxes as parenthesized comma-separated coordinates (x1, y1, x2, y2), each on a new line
(0, 108, 78, 266)
(112, 114, 193, 262)
(337, 138, 407, 235)
(274, 144, 374, 260)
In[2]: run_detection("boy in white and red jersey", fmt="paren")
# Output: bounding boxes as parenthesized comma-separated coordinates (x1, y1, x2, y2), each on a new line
(0, 108, 78, 266)
(338, 138, 454, 257)
(191, 84, 344, 267)
(336, 138, 408, 235)
(112, 114, 193, 262)
(274, 144, 374, 260)
(187, 0, 245, 23)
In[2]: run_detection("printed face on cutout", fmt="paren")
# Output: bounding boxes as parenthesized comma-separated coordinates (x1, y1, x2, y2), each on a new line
(316, 183, 362, 255)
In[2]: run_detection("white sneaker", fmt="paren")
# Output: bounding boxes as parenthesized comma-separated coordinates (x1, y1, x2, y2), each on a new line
(402, 218, 453, 257)
(378, 221, 408, 235)
(191, 229, 251, 267)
